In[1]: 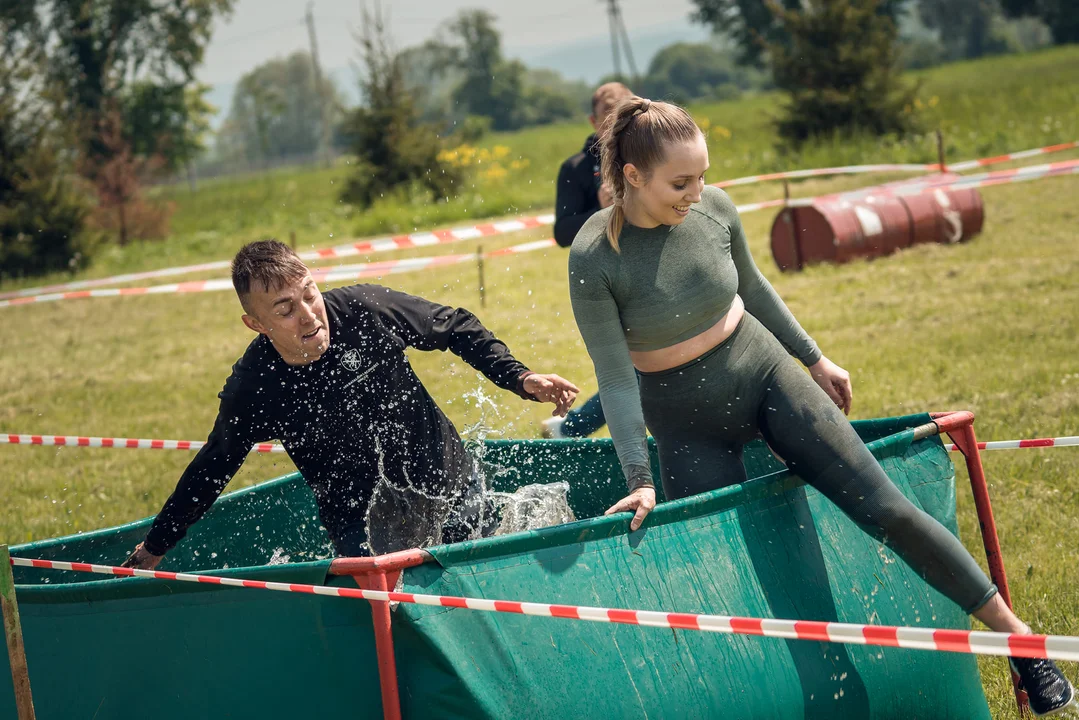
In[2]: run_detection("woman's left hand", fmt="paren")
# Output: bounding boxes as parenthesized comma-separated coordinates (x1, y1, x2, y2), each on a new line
(809, 356, 852, 415)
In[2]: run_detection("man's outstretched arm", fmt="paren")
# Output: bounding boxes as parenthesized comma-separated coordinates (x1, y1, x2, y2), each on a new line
(364, 286, 579, 415)
(122, 392, 263, 569)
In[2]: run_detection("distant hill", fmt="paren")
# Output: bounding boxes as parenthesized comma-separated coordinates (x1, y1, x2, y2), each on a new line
(514, 19, 712, 84)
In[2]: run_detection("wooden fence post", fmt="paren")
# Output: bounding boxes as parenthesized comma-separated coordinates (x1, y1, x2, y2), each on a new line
(477, 245, 486, 308)
(0, 545, 35, 720)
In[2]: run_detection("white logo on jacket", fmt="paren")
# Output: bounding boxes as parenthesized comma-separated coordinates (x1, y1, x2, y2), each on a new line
(340, 348, 363, 372)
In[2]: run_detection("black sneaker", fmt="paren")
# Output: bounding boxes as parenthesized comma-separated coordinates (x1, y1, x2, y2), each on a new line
(1010, 656, 1076, 717)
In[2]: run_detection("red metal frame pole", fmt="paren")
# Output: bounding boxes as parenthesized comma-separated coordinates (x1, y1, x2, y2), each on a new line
(353, 570, 403, 720)
(332, 551, 428, 720)
(948, 420, 1029, 716)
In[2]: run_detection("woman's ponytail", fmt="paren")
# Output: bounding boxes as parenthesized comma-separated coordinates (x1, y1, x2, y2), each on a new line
(597, 96, 700, 253)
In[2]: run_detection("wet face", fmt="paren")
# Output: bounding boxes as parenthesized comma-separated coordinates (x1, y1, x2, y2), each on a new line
(625, 133, 709, 228)
(241, 274, 331, 365)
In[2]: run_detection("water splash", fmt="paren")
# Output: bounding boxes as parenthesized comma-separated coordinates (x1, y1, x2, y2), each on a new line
(491, 482, 576, 535)
(268, 548, 291, 565)
(358, 375, 578, 554)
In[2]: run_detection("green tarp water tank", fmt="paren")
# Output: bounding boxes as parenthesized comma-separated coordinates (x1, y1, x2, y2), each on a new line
(2, 414, 992, 719)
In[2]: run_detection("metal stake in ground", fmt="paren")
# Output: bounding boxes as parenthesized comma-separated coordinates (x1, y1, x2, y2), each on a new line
(0, 545, 35, 720)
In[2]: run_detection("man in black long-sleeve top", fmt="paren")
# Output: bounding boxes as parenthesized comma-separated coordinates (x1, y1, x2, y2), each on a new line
(553, 82, 631, 248)
(545, 82, 632, 440)
(123, 240, 578, 569)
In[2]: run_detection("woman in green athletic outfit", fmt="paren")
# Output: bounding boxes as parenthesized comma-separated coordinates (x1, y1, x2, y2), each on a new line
(567, 95, 1073, 716)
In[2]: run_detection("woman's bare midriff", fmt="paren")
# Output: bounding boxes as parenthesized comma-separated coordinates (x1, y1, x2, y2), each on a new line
(629, 295, 746, 373)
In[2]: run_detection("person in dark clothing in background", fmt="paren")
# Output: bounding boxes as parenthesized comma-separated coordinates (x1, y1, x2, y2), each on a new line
(544, 82, 633, 440)
(122, 239, 579, 570)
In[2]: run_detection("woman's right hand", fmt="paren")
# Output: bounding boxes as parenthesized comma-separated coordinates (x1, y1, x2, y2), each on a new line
(605, 487, 656, 531)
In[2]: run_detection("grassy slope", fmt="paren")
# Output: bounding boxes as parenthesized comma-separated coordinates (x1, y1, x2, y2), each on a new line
(2, 46, 1076, 291)
(1, 48, 1078, 715)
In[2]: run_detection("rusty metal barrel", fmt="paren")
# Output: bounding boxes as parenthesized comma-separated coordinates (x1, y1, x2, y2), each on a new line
(900, 187, 984, 245)
(769, 178, 984, 272)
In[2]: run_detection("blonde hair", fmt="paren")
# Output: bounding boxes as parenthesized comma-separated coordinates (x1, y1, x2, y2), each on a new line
(599, 96, 701, 252)
(590, 81, 632, 120)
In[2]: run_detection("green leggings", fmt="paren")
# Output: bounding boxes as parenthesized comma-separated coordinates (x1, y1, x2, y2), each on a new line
(638, 312, 997, 614)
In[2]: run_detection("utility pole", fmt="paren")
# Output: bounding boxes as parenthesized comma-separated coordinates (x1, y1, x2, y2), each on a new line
(606, 0, 622, 78)
(615, 5, 639, 81)
(604, 0, 639, 83)
(305, 2, 332, 168)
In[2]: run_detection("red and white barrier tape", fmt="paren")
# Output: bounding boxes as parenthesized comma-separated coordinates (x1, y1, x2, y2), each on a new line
(717, 139, 1079, 187)
(8, 556, 1079, 662)
(1, 434, 285, 453)
(0, 239, 557, 310)
(790, 158, 1079, 207)
(17, 157, 1078, 311)
(881, 157, 1079, 196)
(0, 216, 556, 301)
(4, 140, 1075, 302)
(948, 140, 1079, 172)
(715, 163, 935, 188)
(303, 214, 555, 262)
(4, 432, 1075, 455)
(0, 195, 774, 304)
(943, 436, 1079, 452)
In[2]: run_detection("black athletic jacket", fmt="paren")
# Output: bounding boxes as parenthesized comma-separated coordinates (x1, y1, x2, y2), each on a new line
(143, 284, 535, 555)
(554, 133, 602, 248)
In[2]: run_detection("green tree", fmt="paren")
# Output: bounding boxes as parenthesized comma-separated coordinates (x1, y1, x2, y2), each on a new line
(637, 42, 762, 103)
(690, 0, 905, 67)
(81, 106, 173, 245)
(444, 10, 509, 124)
(218, 52, 345, 167)
(0, 23, 93, 279)
(399, 42, 464, 125)
(339, 2, 463, 209)
(430, 10, 579, 131)
(122, 81, 216, 182)
(917, 0, 1014, 60)
(8, 0, 234, 162)
(769, 0, 918, 143)
(689, 0, 802, 67)
(1000, 0, 1079, 44)
(1, 0, 233, 246)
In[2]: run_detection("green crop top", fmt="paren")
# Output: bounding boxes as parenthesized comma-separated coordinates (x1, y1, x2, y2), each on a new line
(568, 186, 822, 490)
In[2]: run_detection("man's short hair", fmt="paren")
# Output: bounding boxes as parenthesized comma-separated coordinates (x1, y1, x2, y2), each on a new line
(231, 239, 309, 311)
(591, 81, 633, 119)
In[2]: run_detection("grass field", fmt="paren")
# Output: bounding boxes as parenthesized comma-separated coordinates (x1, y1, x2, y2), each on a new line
(2, 46, 1077, 292)
(1, 47, 1078, 715)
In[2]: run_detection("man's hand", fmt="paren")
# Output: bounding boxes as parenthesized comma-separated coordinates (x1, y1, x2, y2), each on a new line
(604, 487, 656, 531)
(809, 356, 853, 415)
(523, 373, 580, 417)
(598, 183, 614, 209)
(121, 542, 164, 571)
